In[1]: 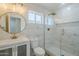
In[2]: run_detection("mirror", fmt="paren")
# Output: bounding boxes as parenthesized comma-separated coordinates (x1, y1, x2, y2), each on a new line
(0, 12, 26, 39)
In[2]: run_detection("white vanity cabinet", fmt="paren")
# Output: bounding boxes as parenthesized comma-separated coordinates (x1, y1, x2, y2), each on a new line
(0, 36, 30, 56)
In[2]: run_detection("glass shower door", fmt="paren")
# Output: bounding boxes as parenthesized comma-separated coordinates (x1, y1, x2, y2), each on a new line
(45, 21, 79, 56)
(60, 22, 79, 56)
(45, 26, 60, 56)
(45, 15, 61, 56)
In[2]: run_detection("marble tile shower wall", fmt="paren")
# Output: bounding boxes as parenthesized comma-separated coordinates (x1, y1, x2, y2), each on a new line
(45, 22, 79, 56)
(23, 24, 44, 48)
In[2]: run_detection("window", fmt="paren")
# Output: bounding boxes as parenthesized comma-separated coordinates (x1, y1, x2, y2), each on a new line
(45, 16, 48, 25)
(28, 10, 42, 24)
(48, 16, 53, 25)
(45, 16, 54, 26)
(36, 14, 41, 24)
(28, 10, 54, 26)
(28, 11, 35, 23)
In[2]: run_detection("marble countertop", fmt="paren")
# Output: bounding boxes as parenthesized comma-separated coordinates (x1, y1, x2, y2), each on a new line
(0, 35, 30, 49)
(0, 29, 30, 49)
(0, 29, 30, 56)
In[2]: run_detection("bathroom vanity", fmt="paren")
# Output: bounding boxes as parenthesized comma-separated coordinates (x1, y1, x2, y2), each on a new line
(0, 12, 30, 56)
(0, 36, 30, 56)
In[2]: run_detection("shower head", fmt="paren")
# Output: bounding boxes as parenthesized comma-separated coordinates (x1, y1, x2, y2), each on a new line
(48, 13, 56, 16)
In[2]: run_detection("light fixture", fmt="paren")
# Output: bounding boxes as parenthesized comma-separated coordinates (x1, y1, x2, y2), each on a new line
(2, 4, 8, 10)
(0, 4, 26, 15)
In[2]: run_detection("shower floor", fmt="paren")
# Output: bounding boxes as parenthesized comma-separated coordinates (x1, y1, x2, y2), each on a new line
(45, 46, 73, 56)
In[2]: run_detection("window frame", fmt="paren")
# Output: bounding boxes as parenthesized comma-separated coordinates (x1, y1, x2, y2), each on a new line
(28, 10, 43, 24)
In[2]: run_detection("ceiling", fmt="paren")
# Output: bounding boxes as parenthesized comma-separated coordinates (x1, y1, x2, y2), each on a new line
(35, 3, 61, 11)
(0, 4, 26, 16)
(25, 3, 79, 23)
(30, 3, 74, 13)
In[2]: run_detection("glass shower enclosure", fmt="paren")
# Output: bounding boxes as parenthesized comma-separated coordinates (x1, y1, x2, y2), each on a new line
(45, 18, 79, 56)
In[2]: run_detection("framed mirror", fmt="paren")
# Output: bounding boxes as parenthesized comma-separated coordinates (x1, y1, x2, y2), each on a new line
(0, 12, 26, 39)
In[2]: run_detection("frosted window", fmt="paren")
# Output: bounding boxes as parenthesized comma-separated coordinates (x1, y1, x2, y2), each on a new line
(48, 16, 54, 25)
(45, 17, 48, 25)
(36, 14, 41, 24)
(28, 11, 35, 23)
(48, 17, 52, 25)
(28, 10, 43, 24)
